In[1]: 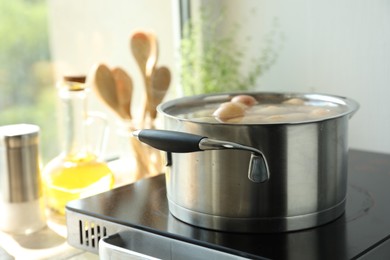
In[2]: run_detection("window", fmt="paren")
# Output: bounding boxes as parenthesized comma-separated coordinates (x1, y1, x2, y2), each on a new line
(1, 0, 177, 164)
(0, 0, 57, 162)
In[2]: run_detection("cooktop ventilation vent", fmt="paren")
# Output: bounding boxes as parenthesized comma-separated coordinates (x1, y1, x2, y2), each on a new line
(79, 219, 107, 249)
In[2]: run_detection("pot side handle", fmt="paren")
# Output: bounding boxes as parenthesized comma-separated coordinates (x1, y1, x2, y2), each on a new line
(133, 129, 270, 183)
(133, 129, 205, 153)
(199, 138, 270, 183)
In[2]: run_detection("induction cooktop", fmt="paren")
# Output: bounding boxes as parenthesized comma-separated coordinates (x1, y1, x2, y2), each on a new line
(66, 150, 390, 259)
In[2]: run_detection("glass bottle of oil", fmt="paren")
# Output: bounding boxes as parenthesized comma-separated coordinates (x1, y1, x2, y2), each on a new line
(42, 76, 114, 221)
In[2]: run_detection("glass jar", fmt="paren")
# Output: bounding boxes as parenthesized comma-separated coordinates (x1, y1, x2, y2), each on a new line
(110, 120, 164, 184)
(42, 76, 114, 221)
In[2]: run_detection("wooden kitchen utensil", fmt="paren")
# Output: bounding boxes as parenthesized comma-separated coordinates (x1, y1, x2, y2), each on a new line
(88, 64, 130, 120)
(112, 67, 133, 120)
(150, 66, 171, 120)
(130, 31, 158, 121)
(91, 64, 153, 177)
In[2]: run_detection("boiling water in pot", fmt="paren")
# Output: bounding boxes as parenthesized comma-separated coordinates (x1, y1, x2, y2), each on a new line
(173, 94, 348, 124)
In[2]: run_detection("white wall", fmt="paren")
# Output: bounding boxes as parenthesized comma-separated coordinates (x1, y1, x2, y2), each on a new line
(47, 0, 179, 158)
(205, 0, 390, 154)
(48, 0, 390, 154)
(47, 0, 178, 115)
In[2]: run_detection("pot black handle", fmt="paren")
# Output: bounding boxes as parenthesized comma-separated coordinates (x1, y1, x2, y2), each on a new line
(133, 129, 270, 183)
(133, 129, 205, 153)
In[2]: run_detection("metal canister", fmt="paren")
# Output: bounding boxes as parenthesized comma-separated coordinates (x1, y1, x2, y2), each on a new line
(0, 124, 46, 234)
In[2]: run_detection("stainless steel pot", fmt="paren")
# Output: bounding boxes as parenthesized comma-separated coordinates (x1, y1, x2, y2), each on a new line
(134, 92, 359, 233)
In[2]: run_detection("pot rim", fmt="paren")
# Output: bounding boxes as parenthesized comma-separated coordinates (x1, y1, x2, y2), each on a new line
(157, 91, 360, 126)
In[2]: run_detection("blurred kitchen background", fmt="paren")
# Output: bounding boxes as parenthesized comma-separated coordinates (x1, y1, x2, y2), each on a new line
(1, 0, 389, 166)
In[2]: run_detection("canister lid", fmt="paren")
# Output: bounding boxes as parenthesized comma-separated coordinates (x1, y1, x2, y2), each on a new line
(0, 124, 39, 149)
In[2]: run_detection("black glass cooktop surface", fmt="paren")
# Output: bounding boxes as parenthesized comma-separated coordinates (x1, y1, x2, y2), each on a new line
(67, 150, 390, 259)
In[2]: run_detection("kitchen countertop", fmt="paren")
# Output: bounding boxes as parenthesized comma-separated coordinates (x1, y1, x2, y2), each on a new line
(3, 149, 390, 259)
(0, 160, 134, 260)
(0, 223, 98, 260)
(65, 149, 390, 259)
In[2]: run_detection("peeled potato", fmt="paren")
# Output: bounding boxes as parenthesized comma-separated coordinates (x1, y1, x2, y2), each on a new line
(224, 116, 244, 124)
(310, 108, 331, 117)
(231, 95, 257, 107)
(258, 105, 288, 115)
(283, 98, 305, 105)
(213, 102, 246, 120)
(190, 94, 343, 124)
(264, 114, 287, 122)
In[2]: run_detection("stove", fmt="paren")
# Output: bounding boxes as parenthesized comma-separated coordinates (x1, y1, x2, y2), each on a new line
(66, 150, 390, 259)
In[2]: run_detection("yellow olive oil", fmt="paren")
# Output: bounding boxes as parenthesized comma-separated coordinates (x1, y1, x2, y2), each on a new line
(42, 152, 114, 216)
(44, 77, 115, 220)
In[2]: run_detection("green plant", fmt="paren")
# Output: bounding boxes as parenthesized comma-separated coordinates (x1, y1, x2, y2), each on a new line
(180, 8, 281, 95)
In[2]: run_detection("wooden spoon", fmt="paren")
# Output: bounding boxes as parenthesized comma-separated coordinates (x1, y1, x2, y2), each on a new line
(87, 63, 129, 119)
(130, 31, 158, 119)
(88, 64, 160, 179)
(130, 31, 158, 77)
(150, 66, 171, 119)
(112, 67, 133, 120)
(87, 63, 117, 112)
